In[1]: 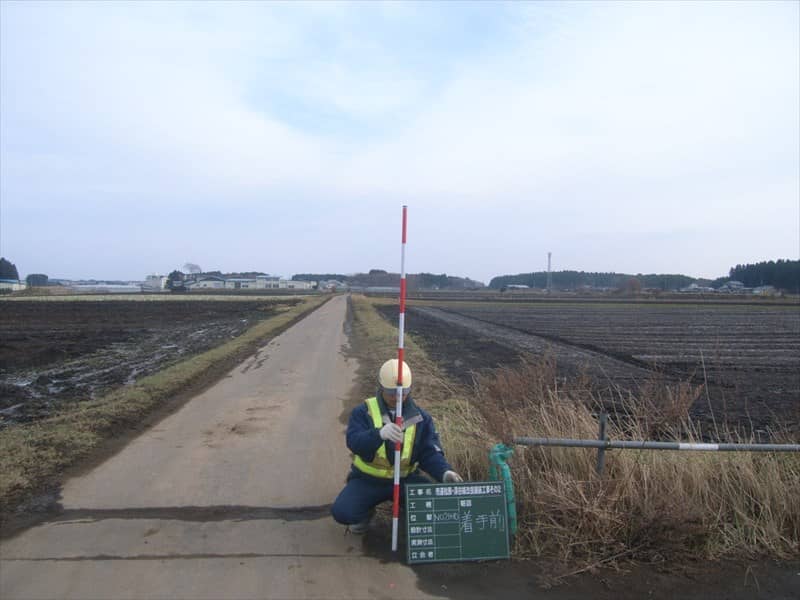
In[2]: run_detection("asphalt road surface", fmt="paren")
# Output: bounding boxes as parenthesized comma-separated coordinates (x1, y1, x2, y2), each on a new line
(0, 295, 439, 599)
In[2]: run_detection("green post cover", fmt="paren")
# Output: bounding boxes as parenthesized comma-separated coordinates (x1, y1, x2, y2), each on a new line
(405, 481, 510, 564)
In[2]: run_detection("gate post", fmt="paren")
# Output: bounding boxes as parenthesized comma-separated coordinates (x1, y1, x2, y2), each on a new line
(596, 412, 608, 475)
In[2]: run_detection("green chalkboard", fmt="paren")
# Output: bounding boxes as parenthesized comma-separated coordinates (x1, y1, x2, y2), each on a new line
(405, 481, 510, 564)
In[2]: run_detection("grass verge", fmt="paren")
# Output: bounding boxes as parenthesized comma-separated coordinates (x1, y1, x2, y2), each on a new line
(0, 294, 330, 525)
(349, 295, 800, 575)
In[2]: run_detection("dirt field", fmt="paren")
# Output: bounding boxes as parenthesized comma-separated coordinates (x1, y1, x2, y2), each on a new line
(377, 301, 800, 436)
(0, 298, 300, 425)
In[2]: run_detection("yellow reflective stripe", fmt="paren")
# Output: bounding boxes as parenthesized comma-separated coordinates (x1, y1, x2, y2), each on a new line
(353, 456, 418, 478)
(352, 397, 417, 478)
(364, 397, 382, 428)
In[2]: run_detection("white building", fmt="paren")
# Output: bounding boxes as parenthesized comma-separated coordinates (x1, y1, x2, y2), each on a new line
(283, 280, 315, 290)
(256, 276, 316, 290)
(70, 283, 142, 293)
(188, 276, 226, 289)
(256, 276, 279, 289)
(225, 278, 258, 289)
(0, 278, 26, 292)
(142, 274, 168, 291)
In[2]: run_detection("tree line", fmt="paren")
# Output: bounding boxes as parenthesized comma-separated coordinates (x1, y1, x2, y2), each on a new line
(489, 271, 696, 291)
(722, 259, 799, 293)
(293, 271, 483, 290)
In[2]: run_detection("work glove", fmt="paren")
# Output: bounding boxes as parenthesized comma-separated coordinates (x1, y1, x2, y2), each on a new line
(443, 470, 463, 483)
(379, 423, 404, 443)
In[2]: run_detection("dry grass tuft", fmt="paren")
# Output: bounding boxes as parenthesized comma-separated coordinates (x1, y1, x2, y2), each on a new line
(471, 358, 800, 567)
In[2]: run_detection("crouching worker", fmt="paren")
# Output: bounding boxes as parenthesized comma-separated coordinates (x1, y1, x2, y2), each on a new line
(331, 359, 463, 534)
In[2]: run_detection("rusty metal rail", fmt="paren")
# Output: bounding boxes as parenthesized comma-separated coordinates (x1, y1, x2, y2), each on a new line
(514, 414, 800, 474)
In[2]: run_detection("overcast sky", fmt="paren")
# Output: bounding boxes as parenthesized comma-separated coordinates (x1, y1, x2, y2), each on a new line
(1, 1, 798, 283)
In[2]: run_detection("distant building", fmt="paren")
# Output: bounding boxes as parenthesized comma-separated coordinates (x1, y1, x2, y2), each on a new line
(142, 274, 168, 291)
(188, 276, 226, 290)
(319, 280, 347, 291)
(680, 283, 716, 293)
(225, 278, 257, 290)
(70, 283, 142, 293)
(284, 280, 315, 290)
(256, 275, 281, 289)
(0, 278, 26, 292)
(258, 277, 316, 290)
(753, 285, 777, 296)
(181, 276, 316, 291)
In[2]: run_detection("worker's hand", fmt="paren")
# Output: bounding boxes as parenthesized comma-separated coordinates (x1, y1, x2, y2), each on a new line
(379, 423, 404, 443)
(443, 470, 463, 483)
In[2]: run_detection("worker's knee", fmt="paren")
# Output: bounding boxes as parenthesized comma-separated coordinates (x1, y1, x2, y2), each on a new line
(331, 497, 357, 525)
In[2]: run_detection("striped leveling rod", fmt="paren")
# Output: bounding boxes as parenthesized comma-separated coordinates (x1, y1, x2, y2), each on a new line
(391, 205, 408, 553)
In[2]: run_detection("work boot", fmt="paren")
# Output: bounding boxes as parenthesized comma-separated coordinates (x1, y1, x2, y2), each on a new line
(348, 509, 375, 535)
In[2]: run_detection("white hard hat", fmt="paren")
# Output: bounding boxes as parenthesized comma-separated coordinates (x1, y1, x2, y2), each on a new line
(379, 359, 412, 389)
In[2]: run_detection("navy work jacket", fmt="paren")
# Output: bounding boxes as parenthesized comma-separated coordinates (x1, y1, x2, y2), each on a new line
(346, 391, 452, 483)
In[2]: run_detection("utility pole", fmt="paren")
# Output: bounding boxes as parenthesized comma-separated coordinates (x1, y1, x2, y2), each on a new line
(547, 252, 552, 293)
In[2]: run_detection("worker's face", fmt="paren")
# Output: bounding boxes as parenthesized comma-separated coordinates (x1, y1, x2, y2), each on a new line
(381, 387, 410, 404)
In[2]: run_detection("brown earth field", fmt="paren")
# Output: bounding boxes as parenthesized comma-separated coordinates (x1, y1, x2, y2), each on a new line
(377, 300, 800, 437)
(0, 298, 301, 426)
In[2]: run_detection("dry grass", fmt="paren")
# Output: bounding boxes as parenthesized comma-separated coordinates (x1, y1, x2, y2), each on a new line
(474, 359, 800, 568)
(351, 295, 800, 571)
(0, 295, 329, 517)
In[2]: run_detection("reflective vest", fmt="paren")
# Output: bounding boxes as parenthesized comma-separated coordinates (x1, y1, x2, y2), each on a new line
(353, 397, 418, 478)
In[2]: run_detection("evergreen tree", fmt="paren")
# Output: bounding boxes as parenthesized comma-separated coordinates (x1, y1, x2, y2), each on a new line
(0, 258, 19, 280)
(166, 270, 186, 291)
(729, 259, 800, 292)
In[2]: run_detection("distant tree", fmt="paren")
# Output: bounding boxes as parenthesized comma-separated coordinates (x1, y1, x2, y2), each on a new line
(619, 277, 642, 295)
(26, 274, 49, 287)
(728, 259, 800, 292)
(0, 258, 19, 280)
(411, 273, 449, 290)
(368, 269, 388, 275)
(292, 273, 347, 282)
(167, 270, 186, 292)
(183, 262, 202, 274)
(491, 270, 697, 291)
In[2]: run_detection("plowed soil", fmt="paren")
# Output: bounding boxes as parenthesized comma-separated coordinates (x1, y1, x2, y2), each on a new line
(377, 301, 800, 436)
(0, 299, 298, 425)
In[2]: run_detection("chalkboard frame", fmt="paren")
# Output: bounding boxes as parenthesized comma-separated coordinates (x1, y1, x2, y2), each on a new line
(405, 480, 511, 564)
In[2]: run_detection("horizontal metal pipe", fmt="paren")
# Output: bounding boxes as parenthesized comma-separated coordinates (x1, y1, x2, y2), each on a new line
(513, 437, 800, 452)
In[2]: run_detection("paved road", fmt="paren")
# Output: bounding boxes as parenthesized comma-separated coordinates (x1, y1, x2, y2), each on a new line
(1, 295, 438, 600)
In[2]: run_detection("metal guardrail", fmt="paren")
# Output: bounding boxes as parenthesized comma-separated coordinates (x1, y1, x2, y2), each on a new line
(514, 437, 800, 453)
(514, 414, 800, 474)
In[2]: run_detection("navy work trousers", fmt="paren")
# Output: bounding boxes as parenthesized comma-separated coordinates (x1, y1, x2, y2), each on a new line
(331, 470, 432, 525)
